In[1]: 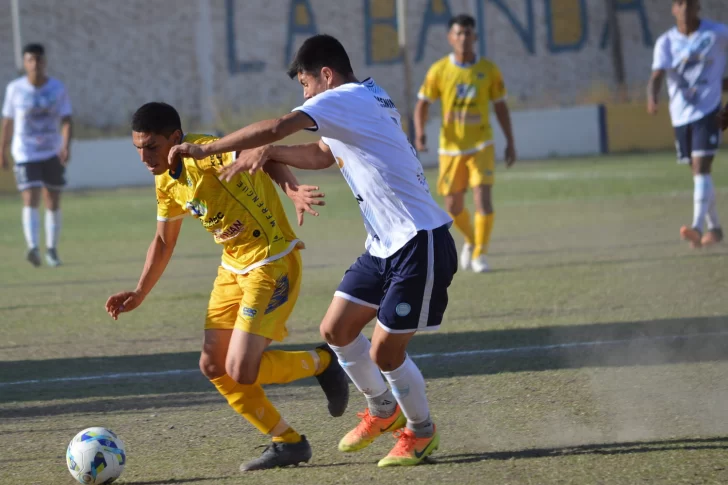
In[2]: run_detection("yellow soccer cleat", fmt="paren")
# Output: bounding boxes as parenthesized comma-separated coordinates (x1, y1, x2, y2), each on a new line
(338, 407, 406, 452)
(377, 427, 440, 467)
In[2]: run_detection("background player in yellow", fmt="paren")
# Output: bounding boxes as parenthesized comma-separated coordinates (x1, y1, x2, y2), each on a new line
(104, 102, 349, 471)
(414, 14, 517, 273)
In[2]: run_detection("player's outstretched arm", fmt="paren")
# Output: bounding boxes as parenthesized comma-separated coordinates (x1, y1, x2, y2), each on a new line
(263, 161, 326, 226)
(168, 111, 316, 165)
(220, 140, 334, 181)
(494, 101, 517, 167)
(105, 218, 183, 320)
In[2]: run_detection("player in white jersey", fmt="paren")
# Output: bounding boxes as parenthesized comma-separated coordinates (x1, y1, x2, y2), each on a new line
(648, 0, 728, 248)
(1, 43, 72, 267)
(169, 34, 457, 467)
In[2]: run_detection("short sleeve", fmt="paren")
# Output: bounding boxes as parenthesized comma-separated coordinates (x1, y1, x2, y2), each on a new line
(2, 84, 14, 119)
(489, 64, 507, 103)
(155, 183, 186, 222)
(58, 84, 72, 117)
(292, 89, 353, 140)
(652, 34, 672, 71)
(417, 64, 441, 102)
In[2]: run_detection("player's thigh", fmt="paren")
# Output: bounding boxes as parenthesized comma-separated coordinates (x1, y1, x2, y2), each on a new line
(467, 145, 496, 188)
(437, 154, 469, 197)
(377, 224, 457, 342)
(232, 250, 302, 344)
(205, 266, 244, 332)
(322, 252, 384, 346)
(42, 156, 66, 194)
(674, 123, 692, 165)
(691, 109, 721, 174)
(200, 328, 233, 379)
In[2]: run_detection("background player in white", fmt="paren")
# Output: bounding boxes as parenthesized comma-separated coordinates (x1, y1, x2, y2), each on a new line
(169, 34, 458, 467)
(648, 0, 728, 248)
(1, 43, 72, 267)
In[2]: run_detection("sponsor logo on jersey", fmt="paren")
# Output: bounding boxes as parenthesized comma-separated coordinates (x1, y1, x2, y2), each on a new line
(213, 219, 244, 242)
(185, 198, 207, 218)
(202, 212, 224, 228)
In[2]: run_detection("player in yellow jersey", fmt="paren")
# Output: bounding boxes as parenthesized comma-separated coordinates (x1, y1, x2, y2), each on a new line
(414, 14, 517, 273)
(104, 102, 349, 471)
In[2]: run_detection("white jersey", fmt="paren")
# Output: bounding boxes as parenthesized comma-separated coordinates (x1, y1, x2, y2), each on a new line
(652, 19, 728, 127)
(293, 78, 451, 259)
(1, 77, 72, 163)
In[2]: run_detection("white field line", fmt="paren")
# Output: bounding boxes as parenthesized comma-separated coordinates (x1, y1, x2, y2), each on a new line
(1, 330, 727, 388)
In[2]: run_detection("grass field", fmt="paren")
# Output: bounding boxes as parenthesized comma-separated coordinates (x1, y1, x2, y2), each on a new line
(2, 153, 728, 485)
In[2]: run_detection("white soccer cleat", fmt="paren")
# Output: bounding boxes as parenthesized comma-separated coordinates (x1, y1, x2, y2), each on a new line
(460, 244, 473, 270)
(471, 255, 490, 273)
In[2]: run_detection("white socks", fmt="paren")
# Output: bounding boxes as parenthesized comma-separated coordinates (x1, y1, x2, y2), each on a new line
(693, 174, 715, 232)
(382, 355, 431, 427)
(22, 207, 40, 249)
(45, 210, 61, 249)
(329, 333, 388, 398)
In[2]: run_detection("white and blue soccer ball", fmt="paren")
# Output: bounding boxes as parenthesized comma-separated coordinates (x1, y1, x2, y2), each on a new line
(66, 427, 126, 484)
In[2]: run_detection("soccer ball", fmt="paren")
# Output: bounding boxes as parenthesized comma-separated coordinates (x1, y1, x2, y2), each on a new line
(66, 427, 126, 484)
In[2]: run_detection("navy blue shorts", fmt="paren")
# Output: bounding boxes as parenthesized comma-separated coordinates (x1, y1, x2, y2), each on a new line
(674, 106, 722, 163)
(335, 223, 457, 333)
(14, 156, 66, 191)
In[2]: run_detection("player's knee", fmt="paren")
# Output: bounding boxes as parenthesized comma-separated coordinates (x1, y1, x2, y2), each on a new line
(444, 196, 464, 215)
(320, 319, 355, 347)
(199, 354, 225, 380)
(369, 342, 406, 372)
(226, 359, 259, 385)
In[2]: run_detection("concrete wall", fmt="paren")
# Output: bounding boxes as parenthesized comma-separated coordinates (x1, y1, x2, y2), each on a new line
(1, 0, 726, 129)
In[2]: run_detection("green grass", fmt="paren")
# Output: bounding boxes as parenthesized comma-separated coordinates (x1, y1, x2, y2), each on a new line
(1, 153, 728, 484)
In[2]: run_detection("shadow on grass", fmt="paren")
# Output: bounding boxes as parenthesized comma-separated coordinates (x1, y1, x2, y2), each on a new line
(1, 315, 727, 410)
(433, 436, 728, 464)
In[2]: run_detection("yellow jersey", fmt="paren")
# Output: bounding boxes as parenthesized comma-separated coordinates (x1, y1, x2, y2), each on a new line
(155, 133, 300, 274)
(418, 54, 507, 156)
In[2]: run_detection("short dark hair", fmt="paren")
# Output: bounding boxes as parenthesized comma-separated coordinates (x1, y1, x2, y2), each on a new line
(131, 102, 182, 138)
(22, 43, 45, 57)
(448, 14, 476, 29)
(286, 34, 354, 79)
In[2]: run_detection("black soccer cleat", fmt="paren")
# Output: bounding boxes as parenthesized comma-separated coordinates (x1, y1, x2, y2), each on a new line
(26, 247, 41, 267)
(315, 344, 349, 417)
(240, 436, 312, 471)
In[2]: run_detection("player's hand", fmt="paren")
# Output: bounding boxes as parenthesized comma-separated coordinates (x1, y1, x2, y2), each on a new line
(415, 135, 428, 153)
(105, 291, 145, 320)
(286, 184, 325, 226)
(0, 152, 8, 171)
(58, 146, 70, 166)
(647, 98, 659, 115)
(220, 146, 267, 182)
(505, 144, 517, 168)
(168, 142, 206, 165)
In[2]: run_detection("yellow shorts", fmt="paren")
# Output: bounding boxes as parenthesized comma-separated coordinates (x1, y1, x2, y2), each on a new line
(204, 250, 301, 342)
(437, 144, 495, 196)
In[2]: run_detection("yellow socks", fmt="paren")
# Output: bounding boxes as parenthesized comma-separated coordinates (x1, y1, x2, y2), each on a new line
(473, 212, 495, 258)
(211, 348, 332, 441)
(449, 209, 475, 246)
(255, 348, 331, 386)
(211, 374, 281, 434)
(272, 427, 303, 444)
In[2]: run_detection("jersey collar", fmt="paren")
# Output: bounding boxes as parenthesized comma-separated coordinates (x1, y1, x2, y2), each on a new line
(449, 53, 478, 68)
